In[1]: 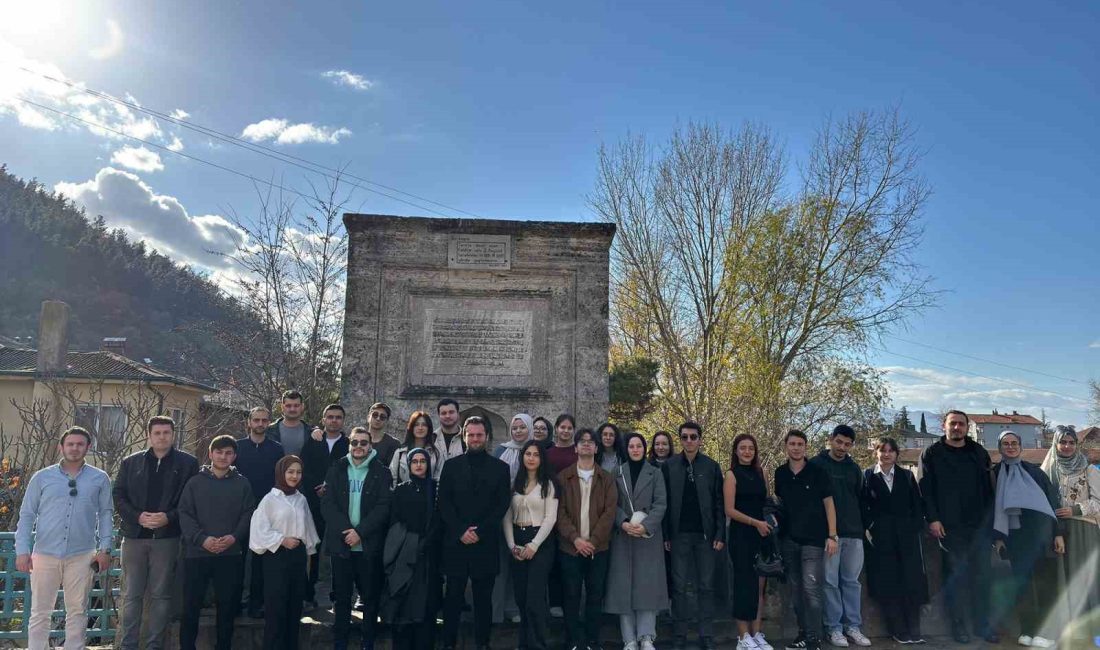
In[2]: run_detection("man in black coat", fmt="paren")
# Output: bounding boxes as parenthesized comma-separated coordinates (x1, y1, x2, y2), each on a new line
(321, 428, 393, 650)
(662, 421, 726, 650)
(300, 403, 350, 608)
(437, 416, 511, 650)
(918, 409, 996, 644)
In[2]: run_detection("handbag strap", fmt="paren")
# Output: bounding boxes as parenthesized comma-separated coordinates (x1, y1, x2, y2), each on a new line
(619, 465, 635, 516)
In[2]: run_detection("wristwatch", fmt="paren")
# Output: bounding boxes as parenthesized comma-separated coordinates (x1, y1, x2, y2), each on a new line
(828, 535, 839, 543)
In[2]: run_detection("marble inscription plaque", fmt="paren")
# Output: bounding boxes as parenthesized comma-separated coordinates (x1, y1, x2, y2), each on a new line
(448, 234, 511, 270)
(425, 309, 532, 375)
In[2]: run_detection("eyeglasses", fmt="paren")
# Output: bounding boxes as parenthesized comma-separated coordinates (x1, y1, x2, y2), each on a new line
(680, 434, 699, 441)
(68, 478, 78, 497)
(370, 412, 388, 421)
(686, 465, 696, 483)
(577, 439, 596, 445)
(348, 440, 372, 447)
(1001, 441, 1021, 448)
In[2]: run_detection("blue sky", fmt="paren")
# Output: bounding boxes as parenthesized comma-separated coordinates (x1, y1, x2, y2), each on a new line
(1, 0, 1097, 425)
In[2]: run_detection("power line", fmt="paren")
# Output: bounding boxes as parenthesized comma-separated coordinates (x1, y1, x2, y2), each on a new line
(875, 346, 1091, 407)
(883, 333, 1088, 386)
(16, 66, 482, 218)
(15, 97, 455, 217)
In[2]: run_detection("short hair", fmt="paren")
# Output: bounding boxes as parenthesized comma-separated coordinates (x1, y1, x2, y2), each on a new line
(942, 409, 969, 424)
(281, 390, 303, 403)
(369, 402, 391, 418)
(436, 398, 460, 413)
(575, 427, 597, 445)
(248, 406, 270, 418)
(60, 426, 92, 446)
(147, 415, 175, 433)
(831, 424, 856, 441)
(350, 426, 369, 436)
(784, 429, 807, 443)
(323, 403, 345, 416)
(678, 421, 702, 437)
(463, 416, 488, 435)
(875, 437, 900, 454)
(209, 435, 238, 453)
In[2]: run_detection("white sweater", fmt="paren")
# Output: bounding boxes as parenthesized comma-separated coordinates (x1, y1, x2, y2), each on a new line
(503, 482, 558, 551)
(249, 489, 320, 555)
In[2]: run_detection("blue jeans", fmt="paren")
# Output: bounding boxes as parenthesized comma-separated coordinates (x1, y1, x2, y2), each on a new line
(823, 536, 864, 633)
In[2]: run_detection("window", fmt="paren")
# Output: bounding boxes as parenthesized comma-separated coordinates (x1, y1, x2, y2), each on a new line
(169, 408, 186, 449)
(75, 404, 128, 451)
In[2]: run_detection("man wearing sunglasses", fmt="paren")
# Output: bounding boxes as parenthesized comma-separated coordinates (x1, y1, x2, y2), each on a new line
(365, 402, 400, 467)
(321, 427, 393, 650)
(16, 426, 113, 650)
(661, 421, 725, 650)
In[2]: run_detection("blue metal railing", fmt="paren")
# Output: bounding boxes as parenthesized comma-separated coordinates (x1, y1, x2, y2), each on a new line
(0, 531, 121, 641)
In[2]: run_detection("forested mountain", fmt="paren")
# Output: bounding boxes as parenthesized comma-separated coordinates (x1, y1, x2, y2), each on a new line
(0, 164, 247, 383)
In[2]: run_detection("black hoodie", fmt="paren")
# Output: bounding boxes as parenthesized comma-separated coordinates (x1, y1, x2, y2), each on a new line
(178, 466, 256, 558)
(809, 449, 864, 538)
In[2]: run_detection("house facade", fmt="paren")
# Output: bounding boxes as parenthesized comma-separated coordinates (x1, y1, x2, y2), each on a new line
(968, 411, 1044, 449)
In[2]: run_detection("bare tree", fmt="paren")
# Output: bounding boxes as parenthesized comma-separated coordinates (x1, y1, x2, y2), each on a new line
(1090, 379, 1100, 426)
(592, 109, 935, 464)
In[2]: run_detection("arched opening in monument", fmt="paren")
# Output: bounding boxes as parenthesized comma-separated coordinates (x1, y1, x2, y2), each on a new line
(458, 405, 508, 450)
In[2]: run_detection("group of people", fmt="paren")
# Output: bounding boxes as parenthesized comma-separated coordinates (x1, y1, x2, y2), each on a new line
(12, 397, 1100, 650)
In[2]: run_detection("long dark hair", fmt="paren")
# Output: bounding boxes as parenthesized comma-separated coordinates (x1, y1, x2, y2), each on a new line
(730, 433, 763, 479)
(595, 422, 624, 465)
(512, 439, 554, 498)
(648, 430, 674, 463)
(623, 431, 649, 461)
(404, 410, 436, 449)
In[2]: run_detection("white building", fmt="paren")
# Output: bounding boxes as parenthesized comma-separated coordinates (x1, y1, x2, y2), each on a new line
(968, 411, 1044, 449)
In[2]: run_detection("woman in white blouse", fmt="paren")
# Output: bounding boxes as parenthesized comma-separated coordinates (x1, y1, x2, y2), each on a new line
(503, 440, 559, 650)
(250, 455, 320, 650)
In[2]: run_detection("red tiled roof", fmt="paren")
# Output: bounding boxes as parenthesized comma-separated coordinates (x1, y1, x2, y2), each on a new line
(969, 413, 1042, 426)
(0, 345, 215, 392)
(1077, 426, 1100, 442)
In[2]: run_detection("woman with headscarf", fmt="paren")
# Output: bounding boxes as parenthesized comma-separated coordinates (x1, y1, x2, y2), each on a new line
(391, 411, 443, 486)
(990, 431, 1065, 648)
(383, 448, 442, 650)
(532, 416, 554, 450)
(1041, 426, 1100, 643)
(249, 455, 320, 650)
(604, 432, 669, 650)
(490, 414, 534, 623)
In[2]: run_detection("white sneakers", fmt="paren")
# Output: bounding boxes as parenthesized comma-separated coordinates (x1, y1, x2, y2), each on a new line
(828, 631, 849, 647)
(755, 633, 775, 650)
(846, 629, 871, 647)
(1018, 635, 1055, 648)
(738, 634, 761, 650)
(639, 636, 656, 650)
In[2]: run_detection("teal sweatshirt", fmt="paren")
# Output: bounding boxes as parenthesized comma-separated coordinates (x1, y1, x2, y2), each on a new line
(346, 449, 375, 551)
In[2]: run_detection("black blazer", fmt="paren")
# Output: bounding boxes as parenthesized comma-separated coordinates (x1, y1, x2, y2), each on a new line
(436, 452, 511, 577)
(662, 452, 727, 543)
(320, 455, 393, 559)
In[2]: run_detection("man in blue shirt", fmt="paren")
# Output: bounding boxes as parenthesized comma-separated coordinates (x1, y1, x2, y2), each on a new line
(15, 426, 113, 650)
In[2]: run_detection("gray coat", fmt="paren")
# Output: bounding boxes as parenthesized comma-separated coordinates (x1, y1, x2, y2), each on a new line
(604, 462, 670, 614)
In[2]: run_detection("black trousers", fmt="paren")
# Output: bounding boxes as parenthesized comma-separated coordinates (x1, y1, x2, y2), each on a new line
(730, 533, 763, 621)
(940, 528, 991, 635)
(333, 551, 380, 645)
(511, 526, 554, 650)
(670, 532, 717, 639)
(305, 520, 324, 602)
(180, 555, 243, 650)
(442, 566, 494, 647)
(999, 537, 1058, 638)
(264, 545, 307, 650)
(878, 593, 921, 639)
(560, 549, 610, 648)
(238, 548, 265, 610)
(394, 622, 436, 650)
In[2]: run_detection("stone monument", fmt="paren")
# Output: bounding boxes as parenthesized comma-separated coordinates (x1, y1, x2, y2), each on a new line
(339, 213, 616, 443)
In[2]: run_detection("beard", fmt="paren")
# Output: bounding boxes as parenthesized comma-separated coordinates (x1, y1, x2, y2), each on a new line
(467, 445, 487, 455)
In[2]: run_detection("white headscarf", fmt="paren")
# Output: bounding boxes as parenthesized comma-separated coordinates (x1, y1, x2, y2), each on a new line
(500, 413, 534, 480)
(1041, 427, 1089, 487)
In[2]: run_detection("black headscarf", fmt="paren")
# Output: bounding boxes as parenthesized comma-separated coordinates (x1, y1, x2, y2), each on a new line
(624, 432, 648, 486)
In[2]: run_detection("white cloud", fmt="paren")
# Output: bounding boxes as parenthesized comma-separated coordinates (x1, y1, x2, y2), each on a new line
(169, 108, 189, 120)
(54, 167, 244, 271)
(0, 42, 182, 155)
(166, 136, 184, 152)
(240, 117, 351, 145)
(110, 146, 164, 172)
(321, 69, 373, 91)
(88, 19, 124, 60)
(880, 365, 1091, 426)
(1089, 340, 1100, 349)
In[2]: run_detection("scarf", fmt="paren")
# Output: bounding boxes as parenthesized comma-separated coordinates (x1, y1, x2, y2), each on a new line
(994, 432, 1055, 536)
(1041, 429, 1090, 487)
(407, 447, 435, 529)
(274, 455, 303, 495)
(499, 414, 533, 480)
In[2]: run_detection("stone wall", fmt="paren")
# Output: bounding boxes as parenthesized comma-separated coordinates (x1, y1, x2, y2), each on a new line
(340, 214, 615, 439)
